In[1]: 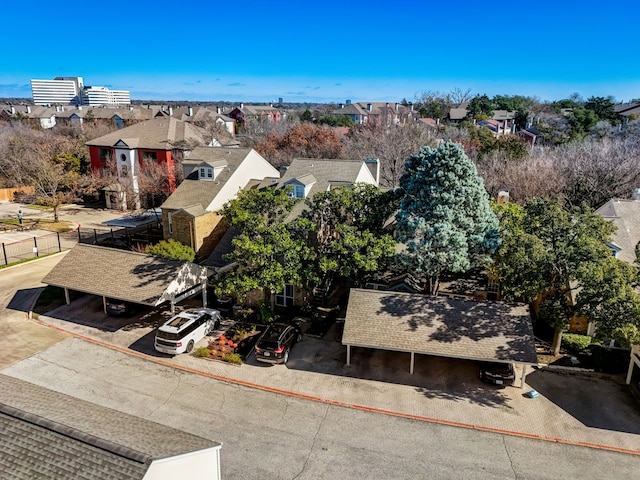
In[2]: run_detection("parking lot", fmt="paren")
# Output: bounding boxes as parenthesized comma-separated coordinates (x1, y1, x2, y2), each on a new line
(29, 290, 640, 454)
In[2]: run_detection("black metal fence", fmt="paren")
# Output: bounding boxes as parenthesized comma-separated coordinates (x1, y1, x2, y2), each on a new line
(0, 222, 163, 266)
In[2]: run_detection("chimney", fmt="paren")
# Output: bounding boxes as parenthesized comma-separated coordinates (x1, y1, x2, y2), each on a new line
(385, 102, 389, 108)
(168, 107, 173, 116)
(240, 103, 244, 109)
(367, 103, 372, 111)
(187, 106, 193, 116)
(26, 106, 31, 114)
(339, 103, 344, 109)
(216, 106, 221, 114)
(497, 190, 510, 204)
(129, 105, 134, 111)
(632, 188, 640, 201)
(10, 106, 15, 114)
(409, 102, 414, 111)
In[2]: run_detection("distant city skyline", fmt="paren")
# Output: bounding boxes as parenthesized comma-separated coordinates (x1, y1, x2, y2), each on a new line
(2, 1, 639, 104)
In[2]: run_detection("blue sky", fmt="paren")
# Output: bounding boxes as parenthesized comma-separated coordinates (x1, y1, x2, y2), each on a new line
(1, 0, 639, 103)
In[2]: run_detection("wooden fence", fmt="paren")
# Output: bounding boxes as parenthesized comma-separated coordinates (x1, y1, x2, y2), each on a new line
(0, 186, 35, 202)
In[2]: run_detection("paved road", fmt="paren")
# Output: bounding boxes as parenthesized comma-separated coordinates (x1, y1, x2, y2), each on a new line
(3, 338, 638, 480)
(0, 254, 69, 368)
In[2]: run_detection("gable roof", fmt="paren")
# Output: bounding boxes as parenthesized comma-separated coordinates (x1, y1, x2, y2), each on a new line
(278, 158, 375, 219)
(161, 147, 257, 211)
(0, 374, 220, 480)
(86, 116, 208, 150)
(343, 289, 537, 365)
(596, 198, 640, 264)
(42, 244, 208, 305)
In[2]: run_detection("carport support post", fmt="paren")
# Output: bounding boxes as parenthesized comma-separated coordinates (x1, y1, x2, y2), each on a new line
(202, 281, 207, 307)
(64, 288, 70, 305)
(102, 296, 107, 314)
(346, 345, 351, 366)
(520, 364, 527, 389)
(410, 351, 415, 374)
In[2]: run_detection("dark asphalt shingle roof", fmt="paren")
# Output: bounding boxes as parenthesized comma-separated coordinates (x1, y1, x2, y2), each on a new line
(343, 289, 538, 365)
(42, 244, 208, 305)
(0, 374, 220, 480)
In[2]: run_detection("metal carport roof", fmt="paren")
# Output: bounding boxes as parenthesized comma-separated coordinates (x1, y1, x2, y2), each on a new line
(42, 244, 209, 312)
(342, 289, 538, 384)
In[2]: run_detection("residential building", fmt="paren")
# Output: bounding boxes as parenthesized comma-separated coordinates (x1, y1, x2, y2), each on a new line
(0, 374, 222, 480)
(161, 146, 280, 260)
(333, 101, 416, 126)
(228, 104, 284, 129)
(86, 117, 210, 209)
(0, 104, 56, 129)
(596, 192, 640, 264)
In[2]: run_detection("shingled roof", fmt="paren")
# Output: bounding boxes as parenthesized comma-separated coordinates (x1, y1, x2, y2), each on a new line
(596, 198, 640, 264)
(0, 374, 220, 480)
(85, 116, 208, 150)
(42, 244, 208, 306)
(161, 147, 258, 212)
(343, 289, 537, 365)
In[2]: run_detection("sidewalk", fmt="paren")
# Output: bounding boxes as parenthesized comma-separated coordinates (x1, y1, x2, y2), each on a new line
(31, 307, 640, 456)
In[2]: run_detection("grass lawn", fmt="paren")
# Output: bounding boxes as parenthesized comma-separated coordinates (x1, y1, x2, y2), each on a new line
(0, 218, 74, 233)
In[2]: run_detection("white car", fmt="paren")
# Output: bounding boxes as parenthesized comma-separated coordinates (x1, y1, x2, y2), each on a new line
(155, 308, 220, 354)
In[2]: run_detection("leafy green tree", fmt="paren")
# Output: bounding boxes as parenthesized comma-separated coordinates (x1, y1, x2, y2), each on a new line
(300, 109, 313, 122)
(568, 107, 599, 137)
(584, 96, 618, 124)
(145, 239, 196, 262)
(492, 198, 618, 354)
(466, 94, 494, 120)
(317, 114, 355, 127)
(395, 141, 501, 295)
(296, 184, 397, 287)
(217, 187, 312, 303)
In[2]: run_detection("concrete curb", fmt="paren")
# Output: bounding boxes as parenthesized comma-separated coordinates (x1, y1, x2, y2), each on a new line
(30, 316, 640, 457)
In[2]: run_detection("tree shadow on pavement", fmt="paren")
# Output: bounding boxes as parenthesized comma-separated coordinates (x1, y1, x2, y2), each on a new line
(526, 369, 640, 434)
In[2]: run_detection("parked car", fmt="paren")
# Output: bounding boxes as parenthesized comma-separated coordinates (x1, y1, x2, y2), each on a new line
(155, 308, 221, 355)
(254, 323, 302, 364)
(106, 299, 136, 317)
(479, 362, 516, 386)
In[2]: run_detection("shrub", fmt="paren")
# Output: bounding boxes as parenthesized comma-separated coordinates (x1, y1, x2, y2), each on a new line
(222, 353, 242, 365)
(258, 300, 275, 324)
(145, 239, 196, 262)
(562, 334, 593, 353)
(194, 347, 211, 358)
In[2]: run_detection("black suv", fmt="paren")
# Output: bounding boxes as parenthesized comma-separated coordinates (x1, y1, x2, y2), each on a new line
(479, 362, 516, 386)
(254, 323, 302, 364)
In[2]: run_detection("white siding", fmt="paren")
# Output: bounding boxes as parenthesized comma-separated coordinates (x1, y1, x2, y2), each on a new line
(206, 149, 280, 211)
(142, 447, 222, 480)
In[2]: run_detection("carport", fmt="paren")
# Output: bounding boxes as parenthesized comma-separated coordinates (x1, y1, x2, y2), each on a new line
(42, 244, 209, 314)
(342, 289, 538, 388)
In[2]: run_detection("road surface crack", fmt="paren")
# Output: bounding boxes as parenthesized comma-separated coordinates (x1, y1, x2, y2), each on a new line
(291, 403, 330, 480)
(145, 369, 182, 418)
(502, 435, 519, 479)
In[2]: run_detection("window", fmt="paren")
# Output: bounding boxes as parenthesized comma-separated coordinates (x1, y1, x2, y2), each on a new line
(98, 148, 111, 163)
(199, 167, 213, 180)
(120, 153, 127, 162)
(289, 184, 305, 198)
(275, 284, 294, 307)
(142, 151, 157, 161)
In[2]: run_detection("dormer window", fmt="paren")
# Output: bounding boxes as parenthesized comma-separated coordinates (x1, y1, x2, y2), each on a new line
(200, 167, 214, 180)
(291, 184, 305, 198)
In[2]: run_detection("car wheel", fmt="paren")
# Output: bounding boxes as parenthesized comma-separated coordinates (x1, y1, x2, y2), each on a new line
(297, 332, 303, 342)
(283, 350, 289, 364)
(186, 340, 195, 353)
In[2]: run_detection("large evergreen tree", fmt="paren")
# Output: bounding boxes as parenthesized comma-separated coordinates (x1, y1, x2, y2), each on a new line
(395, 141, 500, 294)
